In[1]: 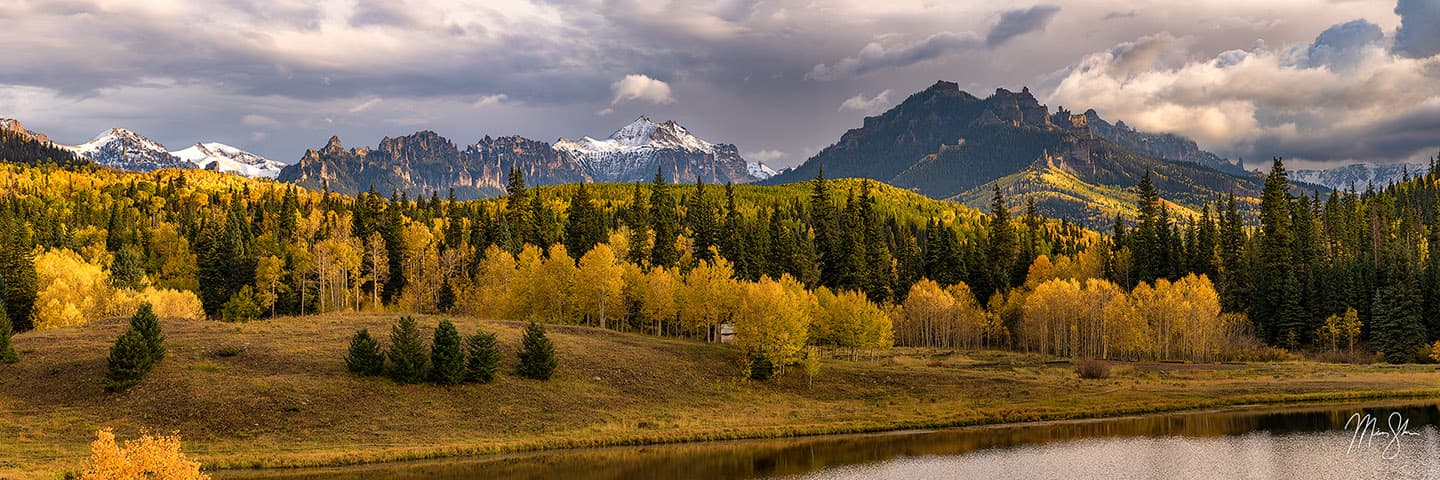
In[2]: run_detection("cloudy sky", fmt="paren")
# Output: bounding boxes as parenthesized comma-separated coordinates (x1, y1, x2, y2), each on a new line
(2, 0, 1438, 169)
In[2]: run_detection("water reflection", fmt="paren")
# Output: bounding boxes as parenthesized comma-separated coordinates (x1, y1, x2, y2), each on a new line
(217, 402, 1440, 480)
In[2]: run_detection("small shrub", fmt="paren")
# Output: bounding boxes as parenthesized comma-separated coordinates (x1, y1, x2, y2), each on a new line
(464, 330, 501, 383)
(748, 353, 773, 381)
(1431, 341, 1440, 364)
(212, 345, 244, 358)
(106, 329, 154, 392)
(220, 287, 261, 323)
(516, 321, 556, 380)
(0, 300, 17, 364)
(81, 428, 210, 480)
(1074, 358, 1111, 379)
(429, 319, 465, 385)
(345, 329, 385, 376)
(386, 317, 428, 383)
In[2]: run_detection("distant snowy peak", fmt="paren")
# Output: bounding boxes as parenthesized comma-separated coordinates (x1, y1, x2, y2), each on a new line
(0, 118, 50, 144)
(1291, 162, 1431, 190)
(554, 116, 761, 183)
(72, 128, 194, 172)
(748, 161, 777, 180)
(172, 142, 285, 178)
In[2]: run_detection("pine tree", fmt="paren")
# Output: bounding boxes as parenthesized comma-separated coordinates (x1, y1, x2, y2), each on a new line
(1251, 158, 1300, 343)
(387, 316, 428, 384)
(129, 303, 165, 362)
(649, 170, 679, 268)
(624, 183, 651, 266)
(810, 169, 841, 288)
(686, 179, 719, 262)
(984, 183, 1017, 300)
(1218, 194, 1248, 312)
(858, 182, 893, 302)
(464, 330, 501, 383)
(105, 329, 154, 392)
(564, 182, 606, 259)
(345, 329, 385, 376)
(0, 292, 16, 364)
(503, 168, 534, 253)
(1372, 247, 1426, 363)
(429, 319, 465, 385)
(1133, 171, 1168, 283)
(0, 225, 37, 332)
(436, 281, 456, 313)
(516, 321, 557, 380)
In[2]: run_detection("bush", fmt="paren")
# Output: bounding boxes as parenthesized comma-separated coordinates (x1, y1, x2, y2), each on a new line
(1074, 358, 1111, 379)
(345, 329, 385, 376)
(516, 321, 556, 380)
(1431, 341, 1440, 363)
(221, 286, 261, 322)
(464, 330, 501, 383)
(436, 281, 456, 313)
(129, 303, 165, 361)
(387, 316, 428, 383)
(81, 428, 210, 480)
(748, 353, 773, 381)
(105, 329, 154, 392)
(429, 319, 465, 384)
(212, 345, 244, 358)
(0, 300, 16, 364)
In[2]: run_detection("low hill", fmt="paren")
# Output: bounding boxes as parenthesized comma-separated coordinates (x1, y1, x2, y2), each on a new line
(3, 314, 1439, 478)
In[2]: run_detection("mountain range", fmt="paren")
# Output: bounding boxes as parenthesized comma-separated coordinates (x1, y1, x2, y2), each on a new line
(0, 122, 288, 178)
(277, 116, 774, 198)
(764, 81, 1278, 227)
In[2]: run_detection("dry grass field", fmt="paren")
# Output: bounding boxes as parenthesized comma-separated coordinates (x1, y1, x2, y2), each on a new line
(2, 313, 1438, 479)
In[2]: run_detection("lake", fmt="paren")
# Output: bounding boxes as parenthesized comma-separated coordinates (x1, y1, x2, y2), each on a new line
(217, 401, 1440, 480)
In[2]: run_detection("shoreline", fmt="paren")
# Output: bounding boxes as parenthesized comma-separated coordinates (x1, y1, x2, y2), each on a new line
(208, 388, 1440, 476)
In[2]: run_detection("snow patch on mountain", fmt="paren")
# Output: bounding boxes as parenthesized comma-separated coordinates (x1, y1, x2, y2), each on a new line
(748, 161, 777, 180)
(172, 142, 286, 178)
(1291, 162, 1430, 190)
(71, 128, 194, 172)
(554, 116, 763, 183)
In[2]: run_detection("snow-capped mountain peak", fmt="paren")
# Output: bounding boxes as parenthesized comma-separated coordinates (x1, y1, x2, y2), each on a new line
(1291, 162, 1431, 190)
(71, 128, 194, 172)
(748, 161, 777, 180)
(172, 142, 286, 179)
(552, 116, 764, 183)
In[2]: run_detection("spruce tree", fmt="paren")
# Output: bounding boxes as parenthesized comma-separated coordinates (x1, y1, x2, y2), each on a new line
(810, 169, 841, 288)
(984, 183, 1017, 300)
(516, 321, 557, 380)
(129, 303, 165, 362)
(503, 168, 534, 253)
(464, 330, 501, 383)
(387, 316, 428, 384)
(0, 226, 37, 332)
(1218, 194, 1248, 312)
(563, 182, 606, 259)
(429, 319, 465, 385)
(1251, 158, 1299, 343)
(345, 329, 385, 376)
(0, 293, 16, 364)
(105, 329, 154, 392)
(436, 281, 456, 313)
(624, 183, 651, 266)
(649, 170, 679, 268)
(686, 179, 719, 262)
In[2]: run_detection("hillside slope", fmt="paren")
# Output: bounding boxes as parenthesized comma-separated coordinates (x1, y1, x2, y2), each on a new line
(3, 314, 1438, 478)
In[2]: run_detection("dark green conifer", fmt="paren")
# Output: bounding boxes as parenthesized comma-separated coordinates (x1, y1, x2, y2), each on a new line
(345, 329, 385, 376)
(105, 329, 154, 392)
(516, 321, 556, 380)
(464, 330, 501, 383)
(429, 319, 465, 385)
(387, 316, 428, 384)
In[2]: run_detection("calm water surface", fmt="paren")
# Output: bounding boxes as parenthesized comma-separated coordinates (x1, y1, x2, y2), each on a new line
(218, 402, 1440, 480)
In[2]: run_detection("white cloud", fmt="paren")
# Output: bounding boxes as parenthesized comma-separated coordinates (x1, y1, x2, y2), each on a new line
(1048, 25, 1440, 165)
(472, 93, 508, 108)
(807, 32, 982, 81)
(744, 149, 787, 163)
(348, 97, 382, 113)
(838, 89, 894, 113)
(241, 114, 279, 127)
(608, 74, 674, 106)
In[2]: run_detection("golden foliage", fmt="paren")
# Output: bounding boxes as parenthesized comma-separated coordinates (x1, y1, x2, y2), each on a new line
(81, 428, 209, 480)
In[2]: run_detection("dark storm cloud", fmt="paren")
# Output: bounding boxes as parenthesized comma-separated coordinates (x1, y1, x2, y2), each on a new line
(1249, 101, 1440, 163)
(986, 5, 1061, 47)
(1393, 0, 1440, 59)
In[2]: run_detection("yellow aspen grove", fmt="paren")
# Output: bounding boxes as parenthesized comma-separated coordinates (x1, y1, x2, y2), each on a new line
(35, 248, 113, 329)
(678, 257, 739, 341)
(462, 245, 516, 319)
(812, 288, 893, 352)
(733, 275, 813, 373)
(943, 282, 988, 349)
(574, 244, 625, 329)
(639, 266, 680, 336)
(505, 245, 546, 321)
(894, 279, 954, 348)
(537, 245, 578, 323)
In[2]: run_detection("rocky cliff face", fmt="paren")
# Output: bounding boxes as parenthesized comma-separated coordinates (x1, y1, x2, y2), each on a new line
(278, 118, 771, 199)
(1074, 109, 1245, 175)
(0, 118, 50, 144)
